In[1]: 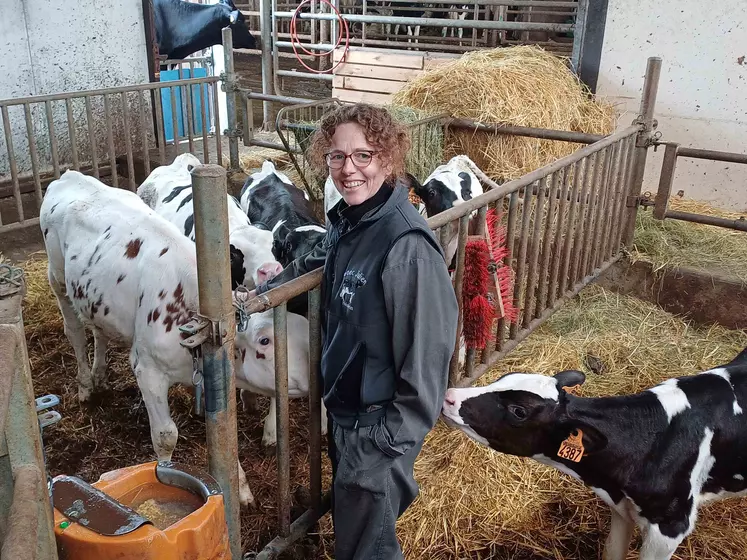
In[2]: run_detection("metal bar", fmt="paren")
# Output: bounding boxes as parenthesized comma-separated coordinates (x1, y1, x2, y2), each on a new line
(366, 0, 579, 5)
(622, 56, 661, 248)
(510, 182, 533, 340)
(154, 88, 167, 165)
(523, 177, 546, 327)
(664, 210, 747, 232)
(547, 167, 570, 307)
(457, 253, 623, 389)
(85, 96, 101, 180)
(559, 159, 585, 294)
(449, 214, 469, 386)
(138, 91, 151, 178)
(582, 147, 608, 276)
(612, 136, 635, 255)
(465, 348, 476, 380)
(276, 69, 334, 82)
(426, 125, 640, 230)
(496, 192, 518, 351)
(273, 302, 292, 537)
(170, 86, 180, 160)
(222, 27, 240, 171)
(307, 287, 322, 513)
(244, 91, 313, 105)
(184, 84, 196, 155)
(653, 143, 679, 220)
(593, 143, 617, 269)
(0, 217, 41, 235)
(246, 138, 303, 153)
(536, 171, 559, 318)
(45, 101, 60, 180)
(1, 106, 23, 222)
(255, 493, 332, 560)
(570, 0, 589, 73)
(0, 163, 113, 193)
(570, 153, 594, 285)
(600, 140, 624, 263)
(273, 11, 575, 31)
(244, 269, 324, 315)
(212, 82, 223, 166)
(65, 98, 80, 170)
(446, 117, 604, 145)
(675, 146, 747, 165)
(0, 77, 219, 107)
(22, 103, 43, 208)
(190, 164, 242, 560)
(198, 84, 209, 164)
(438, 223, 452, 255)
(103, 94, 118, 188)
(121, 92, 136, 191)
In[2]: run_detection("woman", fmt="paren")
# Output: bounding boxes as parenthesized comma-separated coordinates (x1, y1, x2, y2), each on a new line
(251, 104, 458, 559)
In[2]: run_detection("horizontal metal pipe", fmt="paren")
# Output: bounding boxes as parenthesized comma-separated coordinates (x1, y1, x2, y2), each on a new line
(276, 69, 335, 81)
(427, 125, 641, 229)
(242, 91, 313, 105)
(457, 253, 622, 389)
(273, 11, 575, 31)
(0, 76, 219, 107)
(247, 139, 303, 154)
(244, 269, 324, 315)
(378, 0, 579, 5)
(255, 492, 332, 559)
(664, 210, 747, 232)
(447, 118, 605, 145)
(0, 217, 40, 234)
(675, 146, 747, 165)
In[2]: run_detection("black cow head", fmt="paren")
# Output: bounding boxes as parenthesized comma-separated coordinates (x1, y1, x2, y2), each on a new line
(219, 0, 256, 50)
(229, 243, 246, 290)
(401, 172, 457, 218)
(441, 370, 608, 459)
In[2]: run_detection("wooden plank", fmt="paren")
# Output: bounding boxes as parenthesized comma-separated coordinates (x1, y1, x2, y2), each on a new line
(339, 76, 405, 94)
(335, 88, 393, 106)
(333, 48, 424, 69)
(335, 62, 421, 82)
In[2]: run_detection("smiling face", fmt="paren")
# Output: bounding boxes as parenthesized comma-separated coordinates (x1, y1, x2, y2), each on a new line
(327, 122, 391, 206)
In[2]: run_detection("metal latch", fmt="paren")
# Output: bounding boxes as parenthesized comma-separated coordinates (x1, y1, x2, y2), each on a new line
(37, 394, 61, 430)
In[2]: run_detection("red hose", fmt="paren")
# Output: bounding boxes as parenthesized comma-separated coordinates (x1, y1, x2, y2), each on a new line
(289, 0, 350, 74)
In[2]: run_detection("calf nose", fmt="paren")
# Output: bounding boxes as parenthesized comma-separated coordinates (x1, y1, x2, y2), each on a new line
(444, 388, 458, 407)
(257, 262, 283, 284)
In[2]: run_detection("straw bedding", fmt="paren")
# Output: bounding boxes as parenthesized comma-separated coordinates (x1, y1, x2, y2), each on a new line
(391, 46, 618, 183)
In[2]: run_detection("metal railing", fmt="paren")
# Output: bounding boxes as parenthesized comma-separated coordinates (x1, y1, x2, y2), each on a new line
(0, 76, 223, 235)
(0, 265, 58, 560)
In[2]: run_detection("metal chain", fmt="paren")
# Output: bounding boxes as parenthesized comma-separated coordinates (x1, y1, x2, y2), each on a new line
(233, 285, 251, 333)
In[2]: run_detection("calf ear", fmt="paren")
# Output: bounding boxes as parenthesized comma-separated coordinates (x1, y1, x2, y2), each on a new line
(400, 172, 421, 192)
(554, 370, 585, 390)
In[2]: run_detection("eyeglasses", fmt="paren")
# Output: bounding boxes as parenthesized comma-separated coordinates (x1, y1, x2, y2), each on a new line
(324, 150, 377, 169)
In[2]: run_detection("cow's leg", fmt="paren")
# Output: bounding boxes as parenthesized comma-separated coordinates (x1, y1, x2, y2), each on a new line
(240, 389, 260, 413)
(49, 271, 93, 403)
(262, 397, 278, 446)
(134, 357, 178, 462)
(602, 507, 634, 560)
(91, 327, 110, 393)
(639, 521, 683, 560)
(237, 460, 255, 507)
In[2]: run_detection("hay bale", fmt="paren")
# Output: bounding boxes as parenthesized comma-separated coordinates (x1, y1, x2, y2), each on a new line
(391, 46, 618, 182)
(396, 284, 747, 560)
(633, 197, 747, 283)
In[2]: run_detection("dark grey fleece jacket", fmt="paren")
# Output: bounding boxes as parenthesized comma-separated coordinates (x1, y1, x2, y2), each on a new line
(256, 181, 458, 454)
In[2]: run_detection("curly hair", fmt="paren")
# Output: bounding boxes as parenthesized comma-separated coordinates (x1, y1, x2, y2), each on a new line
(306, 104, 411, 180)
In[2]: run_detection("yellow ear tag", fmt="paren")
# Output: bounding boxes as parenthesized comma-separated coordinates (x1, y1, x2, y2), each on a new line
(557, 429, 585, 463)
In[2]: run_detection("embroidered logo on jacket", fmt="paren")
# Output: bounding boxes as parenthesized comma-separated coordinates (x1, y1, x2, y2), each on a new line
(338, 270, 367, 311)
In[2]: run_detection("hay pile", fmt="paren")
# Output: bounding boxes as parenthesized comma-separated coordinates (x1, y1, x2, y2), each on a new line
(633, 197, 747, 283)
(391, 46, 618, 182)
(389, 285, 747, 560)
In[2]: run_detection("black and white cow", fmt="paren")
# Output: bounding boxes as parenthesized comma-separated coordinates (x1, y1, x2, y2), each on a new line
(137, 153, 283, 290)
(441, 348, 747, 560)
(154, 0, 256, 60)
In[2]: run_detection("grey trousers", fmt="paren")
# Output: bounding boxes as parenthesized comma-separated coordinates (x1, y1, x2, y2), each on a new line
(328, 418, 423, 560)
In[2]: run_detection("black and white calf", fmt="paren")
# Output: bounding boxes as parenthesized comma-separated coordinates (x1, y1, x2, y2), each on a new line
(441, 348, 747, 560)
(137, 153, 283, 290)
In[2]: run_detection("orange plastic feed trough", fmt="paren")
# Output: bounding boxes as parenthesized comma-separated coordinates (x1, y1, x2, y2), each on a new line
(52, 461, 230, 560)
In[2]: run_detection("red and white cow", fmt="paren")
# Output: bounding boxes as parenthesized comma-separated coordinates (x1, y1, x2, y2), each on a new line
(39, 170, 310, 507)
(137, 153, 282, 290)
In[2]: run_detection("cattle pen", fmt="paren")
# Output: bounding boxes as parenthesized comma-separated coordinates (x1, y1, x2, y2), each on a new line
(2, 15, 747, 560)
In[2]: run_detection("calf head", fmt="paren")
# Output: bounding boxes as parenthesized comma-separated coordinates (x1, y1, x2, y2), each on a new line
(229, 226, 283, 289)
(218, 0, 256, 50)
(441, 370, 607, 458)
(272, 223, 326, 267)
(402, 156, 482, 218)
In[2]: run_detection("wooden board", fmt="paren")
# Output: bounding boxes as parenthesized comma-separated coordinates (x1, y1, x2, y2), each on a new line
(332, 47, 457, 106)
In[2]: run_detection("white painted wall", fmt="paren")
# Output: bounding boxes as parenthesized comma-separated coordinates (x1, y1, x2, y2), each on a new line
(0, 0, 149, 176)
(596, 0, 747, 212)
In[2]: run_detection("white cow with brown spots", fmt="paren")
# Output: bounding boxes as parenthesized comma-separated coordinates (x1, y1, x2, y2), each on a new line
(39, 169, 288, 508)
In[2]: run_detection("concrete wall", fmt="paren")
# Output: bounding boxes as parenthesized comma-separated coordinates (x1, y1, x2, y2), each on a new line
(596, 0, 747, 212)
(0, 0, 149, 177)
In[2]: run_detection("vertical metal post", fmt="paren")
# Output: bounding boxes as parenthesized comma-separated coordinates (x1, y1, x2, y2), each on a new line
(570, 0, 589, 74)
(622, 56, 661, 247)
(260, 0, 275, 129)
(221, 27, 240, 172)
(274, 303, 291, 537)
(653, 143, 679, 220)
(307, 287, 323, 513)
(190, 165, 241, 560)
(448, 214, 469, 387)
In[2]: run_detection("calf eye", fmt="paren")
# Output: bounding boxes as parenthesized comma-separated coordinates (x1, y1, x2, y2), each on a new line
(259, 337, 271, 346)
(508, 405, 527, 420)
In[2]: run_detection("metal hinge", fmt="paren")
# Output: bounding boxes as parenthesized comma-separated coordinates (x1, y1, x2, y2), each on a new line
(37, 394, 61, 430)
